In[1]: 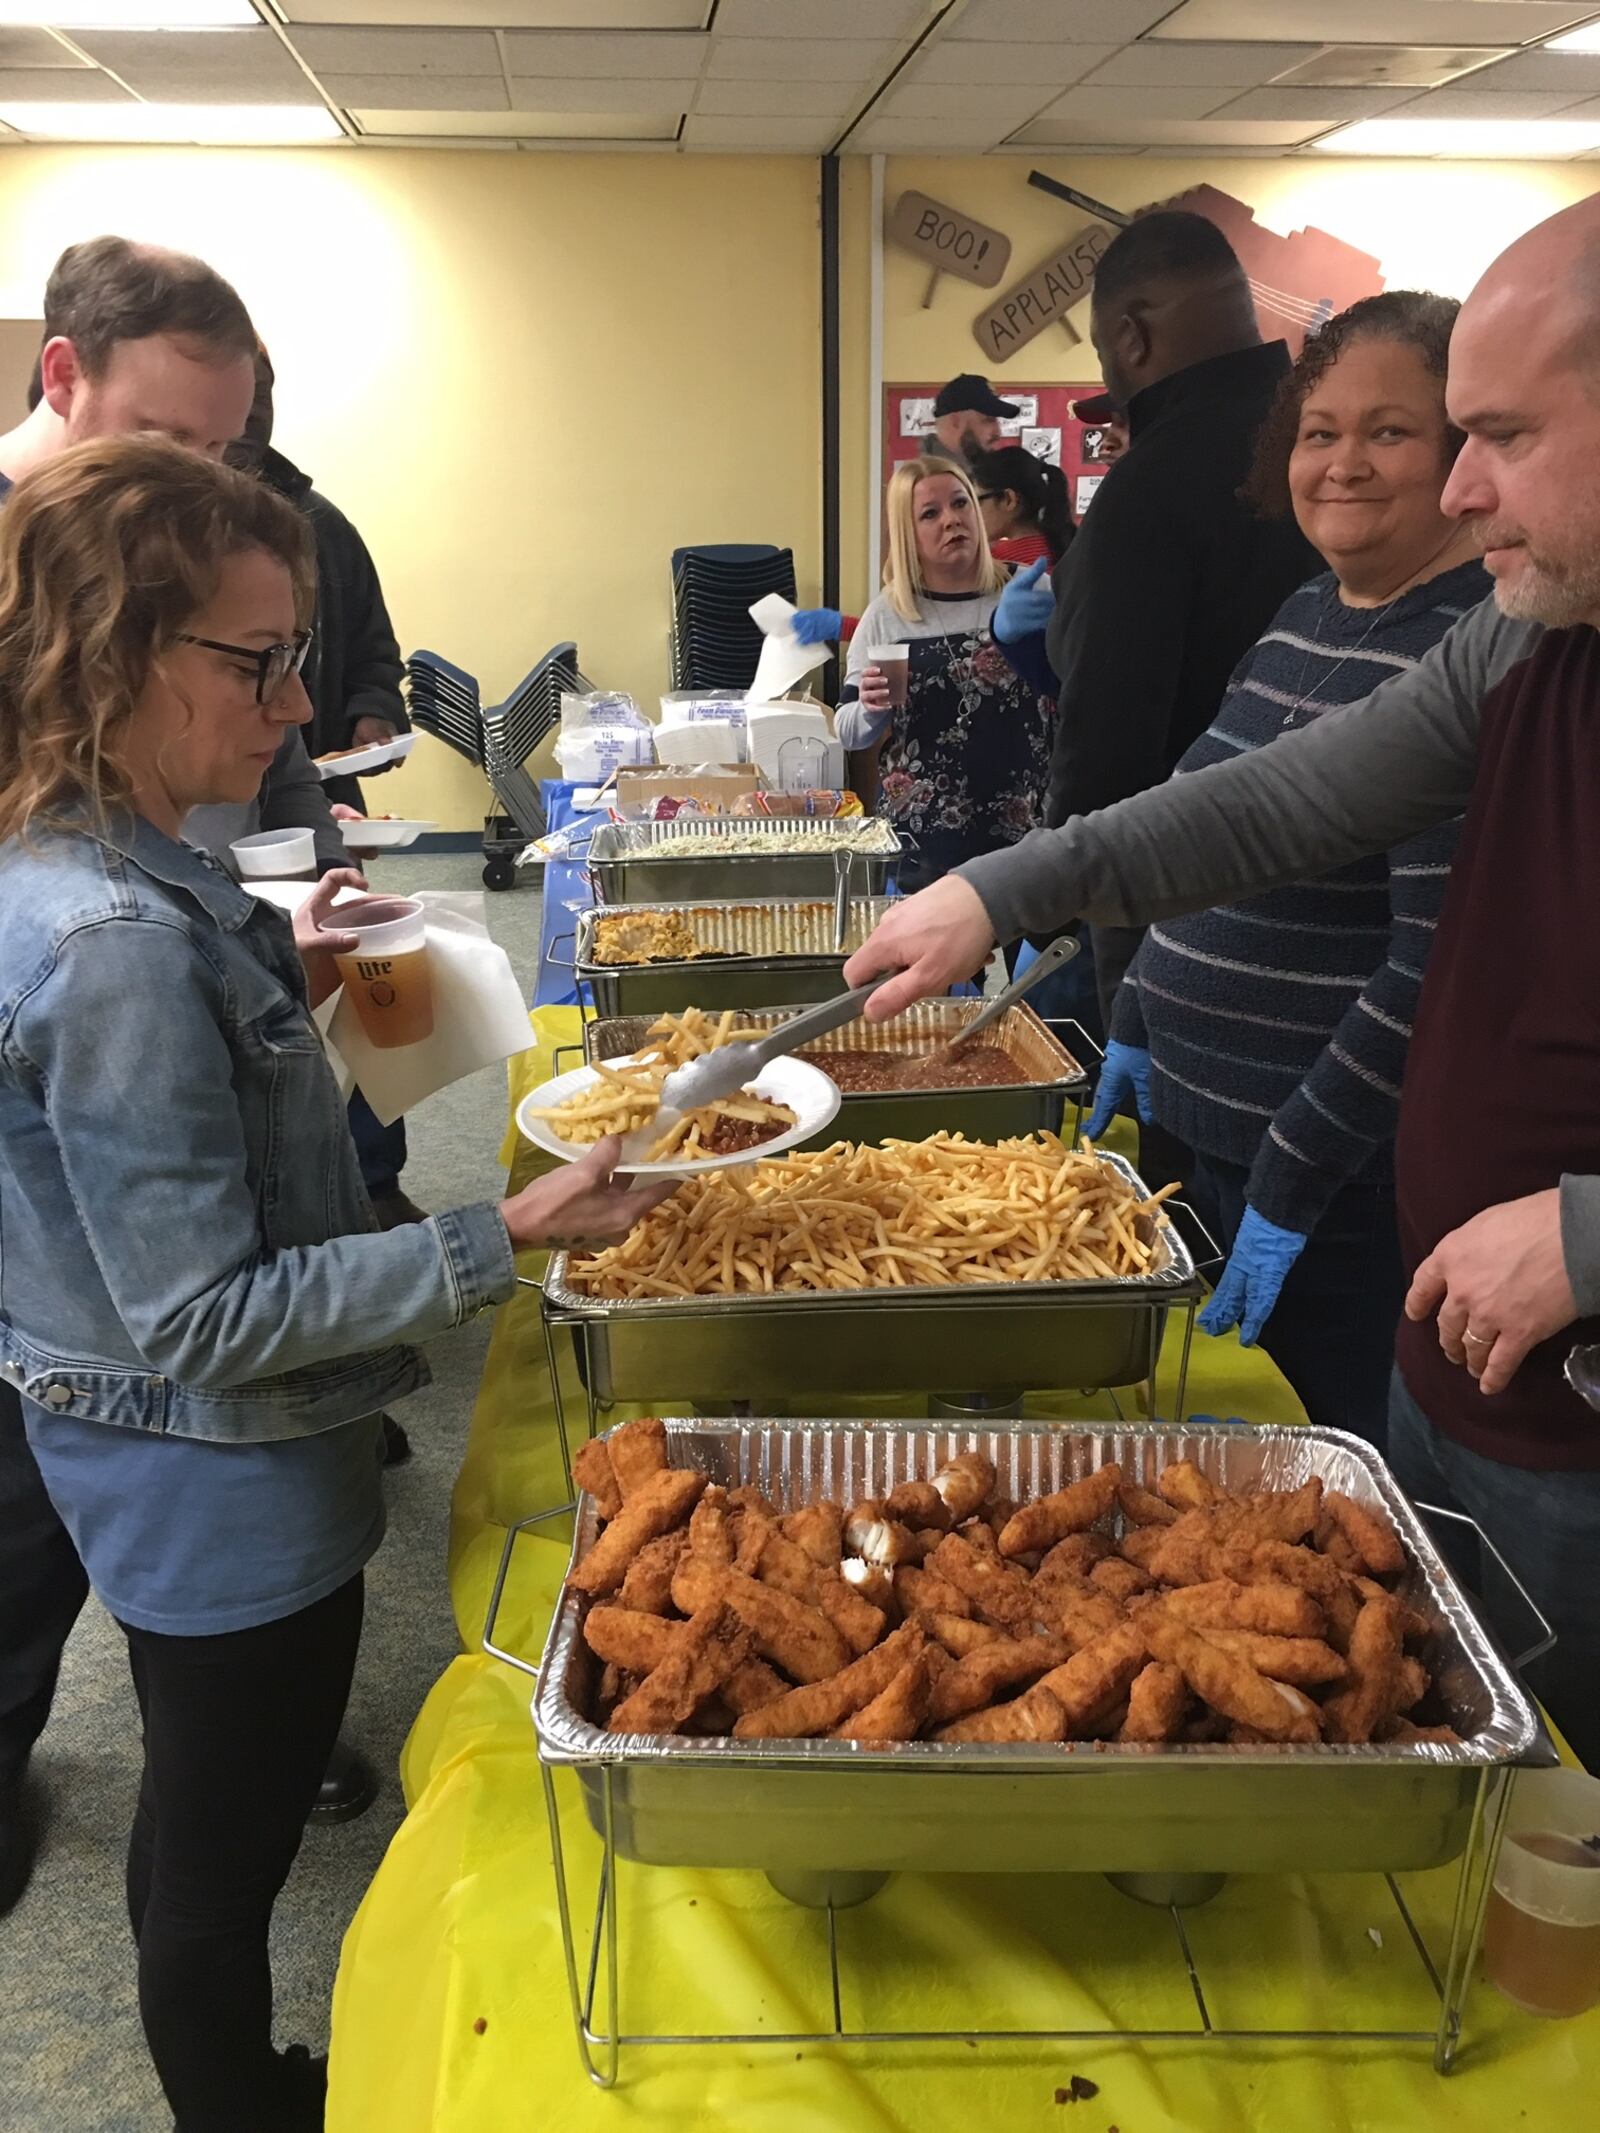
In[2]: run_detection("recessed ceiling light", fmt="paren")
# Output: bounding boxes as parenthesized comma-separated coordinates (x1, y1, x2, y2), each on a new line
(0, 101, 342, 142)
(1312, 116, 1600, 157)
(1547, 24, 1600, 55)
(0, 4, 257, 25)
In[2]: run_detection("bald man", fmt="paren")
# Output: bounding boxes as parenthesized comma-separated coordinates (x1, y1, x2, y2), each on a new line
(848, 195, 1600, 1769)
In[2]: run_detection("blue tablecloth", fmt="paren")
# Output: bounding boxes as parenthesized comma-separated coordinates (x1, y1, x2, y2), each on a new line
(532, 779, 598, 1008)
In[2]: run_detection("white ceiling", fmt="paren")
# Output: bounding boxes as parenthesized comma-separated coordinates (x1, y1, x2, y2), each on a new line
(0, 0, 1593, 157)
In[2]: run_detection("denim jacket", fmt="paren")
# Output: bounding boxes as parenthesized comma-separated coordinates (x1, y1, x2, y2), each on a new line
(0, 812, 515, 1444)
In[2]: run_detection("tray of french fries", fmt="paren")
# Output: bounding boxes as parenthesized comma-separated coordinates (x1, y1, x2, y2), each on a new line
(587, 816, 902, 904)
(518, 1007, 840, 1172)
(541, 1140, 1195, 1402)
(583, 998, 1089, 1148)
(566, 897, 900, 1016)
(534, 1418, 1550, 1878)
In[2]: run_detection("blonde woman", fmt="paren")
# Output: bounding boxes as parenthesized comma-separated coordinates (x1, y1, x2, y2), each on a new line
(0, 436, 672, 2131)
(839, 455, 1053, 890)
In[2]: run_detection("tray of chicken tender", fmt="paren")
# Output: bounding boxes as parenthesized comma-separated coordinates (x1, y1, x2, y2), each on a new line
(534, 1418, 1551, 1878)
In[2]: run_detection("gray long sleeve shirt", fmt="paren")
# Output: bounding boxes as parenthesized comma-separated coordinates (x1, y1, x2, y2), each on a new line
(957, 596, 1600, 1315)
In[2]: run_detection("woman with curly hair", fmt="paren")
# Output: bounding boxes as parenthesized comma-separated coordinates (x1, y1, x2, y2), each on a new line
(1084, 290, 1485, 1447)
(837, 454, 1055, 893)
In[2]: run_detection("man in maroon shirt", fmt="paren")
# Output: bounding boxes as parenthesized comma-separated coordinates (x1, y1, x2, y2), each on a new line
(847, 194, 1600, 1767)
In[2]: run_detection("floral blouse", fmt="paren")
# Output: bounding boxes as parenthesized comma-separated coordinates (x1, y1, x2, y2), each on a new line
(875, 630, 1055, 886)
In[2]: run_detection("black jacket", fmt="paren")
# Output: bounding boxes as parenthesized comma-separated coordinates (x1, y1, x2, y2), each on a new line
(260, 446, 406, 760)
(1042, 341, 1317, 827)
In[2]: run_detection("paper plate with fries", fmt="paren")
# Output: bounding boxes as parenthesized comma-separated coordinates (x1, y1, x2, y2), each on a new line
(516, 1006, 841, 1173)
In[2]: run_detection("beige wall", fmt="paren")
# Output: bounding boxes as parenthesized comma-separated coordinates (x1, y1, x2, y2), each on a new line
(0, 144, 827, 828)
(0, 143, 1592, 825)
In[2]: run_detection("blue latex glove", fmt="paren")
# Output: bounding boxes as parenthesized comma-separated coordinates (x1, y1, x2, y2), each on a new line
(790, 606, 843, 646)
(1083, 1039, 1153, 1139)
(991, 556, 1054, 645)
(1199, 1207, 1308, 1347)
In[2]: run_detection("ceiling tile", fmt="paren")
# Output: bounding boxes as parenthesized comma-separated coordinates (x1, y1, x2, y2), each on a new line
(950, 0, 1174, 38)
(501, 31, 709, 76)
(0, 28, 87, 69)
(289, 27, 503, 76)
(351, 108, 680, 138)
(1461, 48, 1600, 94)
(907, 41, 1115, 87)
(0, 67, 129, 104)
(1011, 112, 1331, 147)
(322, 73, 508, 113)
(847, 113, 1013, 149)
(1043, 83, 1237, 120)
(1363, 82, 1591, 118)
(1152, 1, 1597, 45)
(286, 3, 704, 24)
(681, 112, 841, 148)
(74, 30, 319, 104)
(1084, 41, 1314, 88)
(1215, 84, 1421, 120)
(504, 76, 699, 112)
(884, 81, 1061, 121)
(694, 77, 855, 116)
(704, 38, 895, 81)
(712, 0, 923, 38)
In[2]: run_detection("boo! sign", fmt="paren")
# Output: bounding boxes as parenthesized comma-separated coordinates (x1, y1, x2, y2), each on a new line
(887, 190, 1011, 290)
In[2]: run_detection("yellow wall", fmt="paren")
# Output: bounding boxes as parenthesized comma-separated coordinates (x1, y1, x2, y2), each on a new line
(0, 143, 1592, 825)
(0, 145, 827, 828)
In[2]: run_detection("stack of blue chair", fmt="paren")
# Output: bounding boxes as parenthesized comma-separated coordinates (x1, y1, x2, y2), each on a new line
(670, 542, 796, 690)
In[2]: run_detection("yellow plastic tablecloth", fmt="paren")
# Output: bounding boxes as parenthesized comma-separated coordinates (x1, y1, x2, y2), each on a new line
(327, 1010, 1600, 2132)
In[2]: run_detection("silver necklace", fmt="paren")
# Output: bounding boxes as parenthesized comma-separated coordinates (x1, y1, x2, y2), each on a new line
(1281, 533, 1471, 728)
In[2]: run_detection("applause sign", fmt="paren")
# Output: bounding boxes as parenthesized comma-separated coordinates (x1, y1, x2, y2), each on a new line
(973, 221, 1118, 363)
(887, 189, 1012, 290)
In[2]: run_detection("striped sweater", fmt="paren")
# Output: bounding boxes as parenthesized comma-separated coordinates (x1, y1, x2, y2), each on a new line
(1110, 558, 1489, 1234)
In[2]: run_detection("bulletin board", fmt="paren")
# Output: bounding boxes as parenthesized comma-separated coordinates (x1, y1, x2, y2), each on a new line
(885, 382, 1118, 520)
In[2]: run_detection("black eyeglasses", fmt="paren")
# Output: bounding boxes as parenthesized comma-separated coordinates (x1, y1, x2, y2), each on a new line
(976, 491, 1001, 504)
(176, 628, 314, 705)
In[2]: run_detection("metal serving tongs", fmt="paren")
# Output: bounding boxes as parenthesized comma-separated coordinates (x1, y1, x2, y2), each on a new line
(620, 977, 894, 1162)
(945, 932, 1081, 1052)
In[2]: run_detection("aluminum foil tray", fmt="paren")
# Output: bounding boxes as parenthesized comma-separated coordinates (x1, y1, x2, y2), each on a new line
(533, 1420, 1551, 1878)
(541, 1148, 1194, 1400)
(587, 817, 901, 904)
(572, 897, 900, 1017)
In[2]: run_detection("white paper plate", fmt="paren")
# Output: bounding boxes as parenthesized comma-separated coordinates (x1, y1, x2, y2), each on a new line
(314, 732, 417, 780)
(515, 1051, 841, 1175)
(339, 817, 436, 850)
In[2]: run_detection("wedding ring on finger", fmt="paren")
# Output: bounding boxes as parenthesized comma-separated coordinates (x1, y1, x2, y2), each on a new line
(1462, 1325, 1493, 1375)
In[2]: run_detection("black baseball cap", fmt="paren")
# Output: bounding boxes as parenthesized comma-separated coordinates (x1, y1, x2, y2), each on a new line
(932, 372, 1019, 420)
(1072, 390, 1122, 424)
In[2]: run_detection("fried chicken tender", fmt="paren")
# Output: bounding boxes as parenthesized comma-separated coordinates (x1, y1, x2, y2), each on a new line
(926, 1633, 1068, 1725)
(1148, 1511, 1229, 1588)
(931, 1450, 996, 1523)
(1312, 1512, 1365, 1573)
(1323, 1592, 1405, 1744)
(1141, 1615, 1319, 1744)
(1393, 1654, 1429, 1714)
(958, 1517, 1001, 1558)
(1090, 1556, 1152, 1603)
(732, 1623, 924, 1740)
(840, 1557, 896, 1612)
(572, 1437, 622, 1521)
(1118, 1661, 1189, 1743)
(570, 1468, 708, 1597)
(1038, 1533, 1112, 1579)
(884, 1480, 949, 1530)
(607, 1605, 752, 1736)
(997, 1463, 1122, 1558)
(672, 1556, 848, 1683)
(1029, 1572, 1123, 1651)
(1324, 1491, 1407, 1577)
(618, 1530, 690, 1616)
(688, 1489, 735, 1567)
(584, 1605, 678, 1672)
(929, 1532, 1037, 1632)
(1353, 1577, 1429, 1642)
(844, 1502, 922, 1567)
(893, 1564, 970, 1619)
(783, 1501, 843, 1569)
(732, 1501, 778, 1576)
(754, 1530, 886, 1654)
(1380, 1718, 1462, 1747)
(721, 1657, 790, 1717)
(920, 1612, 1005, 1658)
(1035, 1620, 1149, 1736)
(1224, 1540, 1358, 1651)
(1202, 1630, 1347, 1687)
(1157, 1460, 1223, 1512)
(1117, 1480, 1180, 1527)
(606, 1417, 669, 1502)
(1162, 1578, 1323, 1638)
(833, 1643, 933, 1742)
(1116, 1525, 1167, 1572)
(932, 1682, 1066, 1744)
(1217, 1479, 1323, 1548)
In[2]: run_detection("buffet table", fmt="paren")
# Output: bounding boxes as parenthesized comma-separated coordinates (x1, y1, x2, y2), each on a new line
(324, 1011, 1600, 2130)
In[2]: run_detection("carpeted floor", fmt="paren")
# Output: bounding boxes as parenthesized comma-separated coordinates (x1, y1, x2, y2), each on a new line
(0, 851, 543, 2133)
